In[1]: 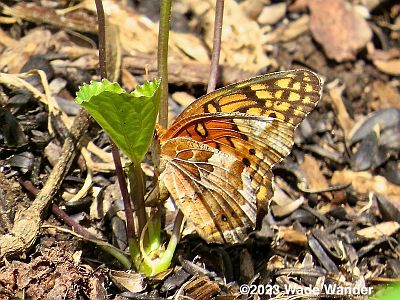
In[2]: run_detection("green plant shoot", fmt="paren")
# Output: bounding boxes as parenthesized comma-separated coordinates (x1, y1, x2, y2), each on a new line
(75, 79, 161, 164)
(74, 78, 174, 275)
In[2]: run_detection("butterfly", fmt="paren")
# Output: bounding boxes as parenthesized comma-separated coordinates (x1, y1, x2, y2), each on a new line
(156, 69, 322, 243)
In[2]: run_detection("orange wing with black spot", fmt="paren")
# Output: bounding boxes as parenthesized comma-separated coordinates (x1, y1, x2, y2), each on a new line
(159, 69, 322, 243)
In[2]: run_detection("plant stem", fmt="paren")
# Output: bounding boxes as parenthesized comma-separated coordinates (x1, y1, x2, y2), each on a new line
(153, 0, 185, 275)
(147, 208, 161, 252)
(152, 0, 172, 238)
(168, 210, 184, 253)
(157, 0, 172, 129)
(95, 0, 107, 80)
(128, 162, 147, 242)
(95, 0, 139, 266)
(207, 0, 224, 93)
(154, 210, 184, 273)
(51, 204, 92, 239)
(112, 143, 138, 262)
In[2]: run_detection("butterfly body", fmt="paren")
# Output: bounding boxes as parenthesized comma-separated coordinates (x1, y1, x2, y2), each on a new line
(158, 70, 322, 243)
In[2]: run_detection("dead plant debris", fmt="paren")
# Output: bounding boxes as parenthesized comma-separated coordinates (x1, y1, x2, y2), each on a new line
(0, 0, 399, 299)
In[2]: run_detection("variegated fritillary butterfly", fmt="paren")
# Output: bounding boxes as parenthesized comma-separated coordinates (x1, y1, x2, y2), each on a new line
(157, 69, 322, 243)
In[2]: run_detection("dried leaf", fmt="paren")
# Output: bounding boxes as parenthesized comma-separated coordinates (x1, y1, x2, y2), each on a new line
(278, 227, 308, 245)
(0, 27, 16, 47)
(172, 91, 196, 107)
(0, 29, 51, 73)
(349, 108, 400, 144)
(370, 80, 400, 110)
(257, 3, 287, 25)
(357, 221, 400, 239)
(271, 197, 304, 217)
(239, 249, 255, 282)
(109, 270, 146, 293)
(327, 80, 355, 139)
(309, 0, 372, 62)
(240, 0, 267, 20)
(373, 59, 400, 75)
(264, 15, 309, 43)
(184, 276, 221, 300)
(331, 170, 400, 203)
(171, 32, 210, 63)
(299, 154, 331, 199)
(105, 20, 121, 82)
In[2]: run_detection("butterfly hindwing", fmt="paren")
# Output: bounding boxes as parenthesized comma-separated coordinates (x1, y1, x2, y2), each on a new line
(160, 137, 259, 243)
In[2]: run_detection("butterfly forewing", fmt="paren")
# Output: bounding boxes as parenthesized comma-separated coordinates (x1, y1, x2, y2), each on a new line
(159, 69, 322, 243)
(163, 69, 322, 139)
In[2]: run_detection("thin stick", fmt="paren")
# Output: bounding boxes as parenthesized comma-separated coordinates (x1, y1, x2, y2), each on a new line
(207, 0, 224, 93)
(95, 0, 107, 79)
(157, 0, 172, 129)
(111, 143, 136, 242)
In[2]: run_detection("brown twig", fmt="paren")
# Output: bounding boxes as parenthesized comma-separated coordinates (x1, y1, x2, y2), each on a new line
(207, 0, 224, 93)
(0, 109, 91, 260)
(95, 0, 107, 79)
(19, 179, 94, 239)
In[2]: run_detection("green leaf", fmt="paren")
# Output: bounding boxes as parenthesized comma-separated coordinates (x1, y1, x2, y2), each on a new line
(76, 79, 160, 163)
(371, 283, 400, 300)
